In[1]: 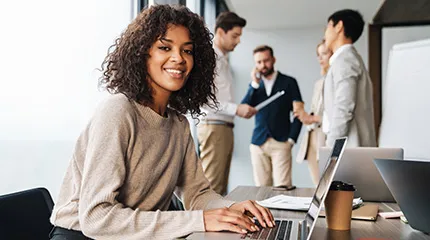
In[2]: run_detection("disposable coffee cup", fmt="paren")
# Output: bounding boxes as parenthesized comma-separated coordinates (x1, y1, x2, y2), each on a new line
(324, 181, 355, 230)
(327, 229, 351, 240)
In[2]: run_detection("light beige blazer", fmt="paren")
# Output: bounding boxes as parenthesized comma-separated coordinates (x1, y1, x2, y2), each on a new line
(296, 78, 325, 164)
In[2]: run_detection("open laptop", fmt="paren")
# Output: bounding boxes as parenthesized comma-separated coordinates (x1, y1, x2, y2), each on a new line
(188, 137, 347, 240)
(318, 147, 403, 202)
(374, 159, 430, 234)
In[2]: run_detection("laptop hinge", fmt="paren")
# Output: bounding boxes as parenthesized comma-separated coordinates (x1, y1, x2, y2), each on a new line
(298, 220, 308, 240)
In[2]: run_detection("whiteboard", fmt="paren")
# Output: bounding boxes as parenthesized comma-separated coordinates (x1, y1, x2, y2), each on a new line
(379, 38, 430, 160)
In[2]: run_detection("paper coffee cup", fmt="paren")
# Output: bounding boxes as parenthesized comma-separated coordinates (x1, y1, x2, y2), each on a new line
(327, 229, 351, 240)
(324, 181, 355, 230)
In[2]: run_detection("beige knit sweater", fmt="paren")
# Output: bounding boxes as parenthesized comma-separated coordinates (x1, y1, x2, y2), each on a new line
(50, 94, 235, 239)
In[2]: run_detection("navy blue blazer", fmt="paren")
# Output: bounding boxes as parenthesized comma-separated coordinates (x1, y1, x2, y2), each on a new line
(241, 71, 303, 146)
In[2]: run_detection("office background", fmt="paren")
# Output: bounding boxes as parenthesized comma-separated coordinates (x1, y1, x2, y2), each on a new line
(1, 0, 430, 199)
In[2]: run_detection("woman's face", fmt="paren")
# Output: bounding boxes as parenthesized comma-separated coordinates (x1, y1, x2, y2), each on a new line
(317, 44, 332, 74)
(147, 24, 194, 96)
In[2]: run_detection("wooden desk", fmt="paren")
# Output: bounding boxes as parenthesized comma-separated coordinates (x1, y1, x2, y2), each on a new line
(226, 186, 430, 240)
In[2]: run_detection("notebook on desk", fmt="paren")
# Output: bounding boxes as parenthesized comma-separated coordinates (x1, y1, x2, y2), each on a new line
(256, 194, 363, 211)
(319, 203, 379, 221)
(187, 137, 348, 240)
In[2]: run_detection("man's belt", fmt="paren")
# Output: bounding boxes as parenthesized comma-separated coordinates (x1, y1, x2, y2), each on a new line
(201, 120, 234, 128)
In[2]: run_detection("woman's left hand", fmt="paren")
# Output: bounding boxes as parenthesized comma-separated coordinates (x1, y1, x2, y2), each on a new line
(229, 200, 275, 228)
(295, 111, 316, 125)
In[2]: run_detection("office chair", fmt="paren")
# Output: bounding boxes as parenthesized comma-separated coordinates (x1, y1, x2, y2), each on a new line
(0, 187, 54, 240)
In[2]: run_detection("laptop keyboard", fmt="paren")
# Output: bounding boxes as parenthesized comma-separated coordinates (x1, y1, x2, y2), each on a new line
(241, 220, 293, 240)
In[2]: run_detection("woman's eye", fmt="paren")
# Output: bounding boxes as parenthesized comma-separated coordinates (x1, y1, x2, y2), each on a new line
(184, 49, 193, 55)
(158, 46, 170, 51)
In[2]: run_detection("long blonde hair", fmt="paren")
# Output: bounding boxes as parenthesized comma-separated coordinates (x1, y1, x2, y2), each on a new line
(316, 40, 332, 75)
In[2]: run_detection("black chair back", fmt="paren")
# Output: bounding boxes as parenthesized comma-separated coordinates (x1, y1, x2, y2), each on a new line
(0, 187, 54, 240)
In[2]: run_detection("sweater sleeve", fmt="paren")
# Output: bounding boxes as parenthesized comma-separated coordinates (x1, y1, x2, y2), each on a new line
(175, 123, 236, 210)
(77, 101, 214, 239)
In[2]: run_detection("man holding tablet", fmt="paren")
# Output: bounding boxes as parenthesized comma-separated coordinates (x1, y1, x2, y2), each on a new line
(241, 45, 303, 189)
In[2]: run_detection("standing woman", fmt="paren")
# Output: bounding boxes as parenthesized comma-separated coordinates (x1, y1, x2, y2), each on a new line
(49, 5, 274, 240)
(295, 40, 333, 185)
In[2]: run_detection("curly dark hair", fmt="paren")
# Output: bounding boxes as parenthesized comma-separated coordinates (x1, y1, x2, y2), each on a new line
(99, 4, 217, 118)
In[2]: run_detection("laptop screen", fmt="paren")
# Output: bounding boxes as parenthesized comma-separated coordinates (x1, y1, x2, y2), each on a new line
(304, 137, 347, 239)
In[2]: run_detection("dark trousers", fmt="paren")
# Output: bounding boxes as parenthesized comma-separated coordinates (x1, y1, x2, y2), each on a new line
(169, 194, 185, 211)
(49, 197, 183, 239)
(49, 227, 93, 240)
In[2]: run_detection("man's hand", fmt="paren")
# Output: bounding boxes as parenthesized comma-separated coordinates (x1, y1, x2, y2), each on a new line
(203, 207, 259, 234)
(251, 67, 261, 84)
(236, 104, 257, 119)
(287, 139, 295, 148)
(230, 200, 275, 228)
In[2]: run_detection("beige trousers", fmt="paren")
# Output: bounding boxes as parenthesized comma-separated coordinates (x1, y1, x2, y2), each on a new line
(250, 138, 293, 187)
(197, 124, 233, 195)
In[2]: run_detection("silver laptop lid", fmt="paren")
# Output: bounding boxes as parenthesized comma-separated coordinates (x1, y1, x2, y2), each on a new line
(304, 137, 348, 240)
(318, 147, 403, 202)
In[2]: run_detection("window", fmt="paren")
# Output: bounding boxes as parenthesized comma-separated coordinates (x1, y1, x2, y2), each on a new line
(0, 0, 134, 197)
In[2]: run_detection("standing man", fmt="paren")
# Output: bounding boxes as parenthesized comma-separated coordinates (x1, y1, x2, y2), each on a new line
(198, 12, 256, 195)
(241, 45, 303, 189)
(323, 9, 376, 147)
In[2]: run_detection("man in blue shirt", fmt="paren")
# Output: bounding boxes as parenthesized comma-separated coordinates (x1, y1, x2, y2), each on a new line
(242, 45, 303, 189)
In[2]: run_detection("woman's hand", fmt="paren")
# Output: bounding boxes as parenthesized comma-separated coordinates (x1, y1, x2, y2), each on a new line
(294, 111, 320, 125)
(203, 207, 259, 234)
(229, 200, 275, 229)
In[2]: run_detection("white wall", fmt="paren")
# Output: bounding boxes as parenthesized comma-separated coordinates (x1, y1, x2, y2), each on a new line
(227, 26, 368, 191)
(0, 0, 132, 198)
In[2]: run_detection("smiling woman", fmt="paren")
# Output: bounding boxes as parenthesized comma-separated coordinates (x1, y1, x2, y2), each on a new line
(49, 4, 274, 240)
(146, 24, 195, 114)
(100, 4, 217, 118)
